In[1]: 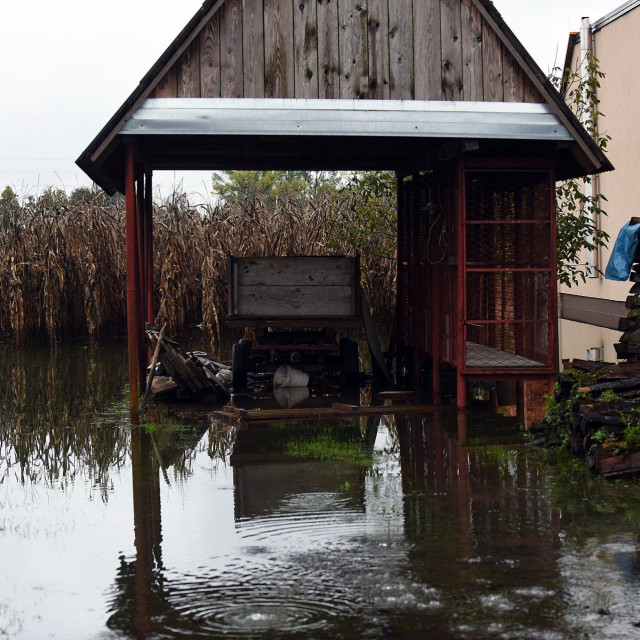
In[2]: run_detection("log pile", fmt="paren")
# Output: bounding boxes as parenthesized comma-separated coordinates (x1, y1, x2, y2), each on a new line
(146, 326, 230, 402)
(549, 359, 640, 479)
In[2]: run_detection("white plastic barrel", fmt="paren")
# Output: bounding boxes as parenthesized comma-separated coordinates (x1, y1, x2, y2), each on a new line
(273, 364, 309, 388)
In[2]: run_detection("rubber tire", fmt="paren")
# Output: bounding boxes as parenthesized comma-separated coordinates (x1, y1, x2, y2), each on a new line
(340, 337, 359, 387)
(232, 339, 252, 391)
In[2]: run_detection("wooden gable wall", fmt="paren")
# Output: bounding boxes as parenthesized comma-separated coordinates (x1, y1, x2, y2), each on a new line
(152, 0, 543, 102)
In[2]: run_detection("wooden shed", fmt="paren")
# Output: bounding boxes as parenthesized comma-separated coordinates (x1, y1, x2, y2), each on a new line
(77, 0, 612, 423)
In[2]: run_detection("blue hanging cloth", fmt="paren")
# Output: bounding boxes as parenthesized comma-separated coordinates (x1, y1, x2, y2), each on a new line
(604, 222, 640, 281)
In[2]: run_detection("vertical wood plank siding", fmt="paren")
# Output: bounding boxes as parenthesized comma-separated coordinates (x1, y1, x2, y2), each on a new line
(200, 12, 221, 97)
(153, 0, 544, 104)
(482, 21, 503, 101)
(388, 0, 414, 99)
(264, 0, 295, 97)
(413, 0, 442, 100)
(503, 49, 524, 102)
(367, 0, 390, 99)
(178, 40, 201, 97)
(338, 1, 369, 99)
(154, 65, 178, 98)
(294, 0, 319, 97)
(317, 0, 340, 98)
(220, 0, 243, 97)
(440, 0, 463, 100)
(243, 0, 265, 97)
(461, 0, 482, 101)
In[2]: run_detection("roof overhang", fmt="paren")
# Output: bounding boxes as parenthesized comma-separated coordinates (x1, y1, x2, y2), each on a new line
(121, 98, 573, 141)
(78, 98, 601, 195)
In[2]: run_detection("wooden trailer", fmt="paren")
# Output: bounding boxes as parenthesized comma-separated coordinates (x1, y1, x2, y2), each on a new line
(226, 256, 363, 388)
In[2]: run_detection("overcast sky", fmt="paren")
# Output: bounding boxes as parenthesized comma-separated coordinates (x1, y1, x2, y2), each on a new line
(0, 0, 624, 202)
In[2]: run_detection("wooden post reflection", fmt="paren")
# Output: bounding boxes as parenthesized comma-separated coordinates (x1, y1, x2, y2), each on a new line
(455, 411, 473, 560)
(131, 428, 162, 637)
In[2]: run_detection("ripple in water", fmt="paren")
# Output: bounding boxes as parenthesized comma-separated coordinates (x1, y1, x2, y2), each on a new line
(164, 563, 356, 638)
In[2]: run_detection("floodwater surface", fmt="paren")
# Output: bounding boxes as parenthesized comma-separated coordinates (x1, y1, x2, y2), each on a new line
(2, 346, 640, 639)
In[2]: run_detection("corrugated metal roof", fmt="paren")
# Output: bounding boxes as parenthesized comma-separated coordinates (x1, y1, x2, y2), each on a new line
(121, 98, 573, 142)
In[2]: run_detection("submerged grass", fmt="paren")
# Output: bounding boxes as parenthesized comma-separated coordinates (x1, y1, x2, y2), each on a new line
(283, 428, 373, 466)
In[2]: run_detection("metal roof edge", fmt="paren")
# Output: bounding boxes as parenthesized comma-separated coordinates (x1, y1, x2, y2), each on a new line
(593, 0, 640, 32)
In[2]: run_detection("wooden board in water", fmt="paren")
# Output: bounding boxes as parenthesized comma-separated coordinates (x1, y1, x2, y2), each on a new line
(214, 402, 443, 423)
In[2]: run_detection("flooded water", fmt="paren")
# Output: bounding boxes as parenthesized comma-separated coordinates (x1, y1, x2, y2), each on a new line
(3, 346, 640, 639)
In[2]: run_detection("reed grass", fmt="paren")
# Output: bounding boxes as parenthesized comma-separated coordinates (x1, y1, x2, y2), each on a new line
(0, 186, 396, 346)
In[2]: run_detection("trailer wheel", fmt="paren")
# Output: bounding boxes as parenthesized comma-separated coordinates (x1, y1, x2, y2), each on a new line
(232, 339, 252, 391)
(340, 337, 359, 386)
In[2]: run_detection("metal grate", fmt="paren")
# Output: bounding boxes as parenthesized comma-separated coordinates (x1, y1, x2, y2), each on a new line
(464, 170, 553, 369)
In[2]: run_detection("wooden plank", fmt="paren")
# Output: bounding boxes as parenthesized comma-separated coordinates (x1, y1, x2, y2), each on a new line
(597, 449, 640, 478)
(234, 256, 354, 286)
(503, 49, 524, 102)
(523, 76, 543, 103)
(264, 0, 295, 98)
(440, 0, 463, 100)
(367, 0, 390, 99)
(153, 65, 178, 98)
(151, 376, 179, 396)
(236, 285, 354, 316)
(482, 19, 503, 101)
(461, 0, 483, 101)
(294, 0, 319, 98)
(243, 0, 265, 97)
(317, 0, 340, 98)
(220, 0, 244, 98)
(200, 12, 221, 97)
(388, 0, 414, 99)
(413, 0, 442, 100)
(338, 0, 369, 99)
(177, 39, 201, 98)
(225, 316, 364, 328)
(214, 402, 443, 423)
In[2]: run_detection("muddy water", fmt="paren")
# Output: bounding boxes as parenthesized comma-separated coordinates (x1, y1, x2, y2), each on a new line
(2, 347, 640, 639)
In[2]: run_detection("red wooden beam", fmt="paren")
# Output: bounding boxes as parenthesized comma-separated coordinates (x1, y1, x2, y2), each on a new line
(125, 147, 140, 425)
(456, 158, 467, 410)
(395, 176, 406, 381)
(412, 177, 421, 397)
(145, 171, 154, 360)
(548, 165, 559, 373)
(136, 172, 147, 390)
(432, 261, 442, 404)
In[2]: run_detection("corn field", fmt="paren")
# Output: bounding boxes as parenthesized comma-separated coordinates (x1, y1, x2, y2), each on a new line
(0, 187, 396, 346)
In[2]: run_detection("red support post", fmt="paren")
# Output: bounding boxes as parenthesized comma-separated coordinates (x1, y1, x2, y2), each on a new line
(432, 260, 442, 404)
(548, 165, 559, 373)
(125, 147, 140, 425)
(145, 171, 154, 326)
(456, 158, 467, 410)
(411, 177, 422, 397)
(396, 175, 406, 382)
(136, 173, 147, 391)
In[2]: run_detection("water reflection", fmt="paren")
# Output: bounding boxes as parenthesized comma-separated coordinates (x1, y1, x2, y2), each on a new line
(101, 413, 640, 639)
(0, 345, 128, 490)
(3, 349, 640, 638)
